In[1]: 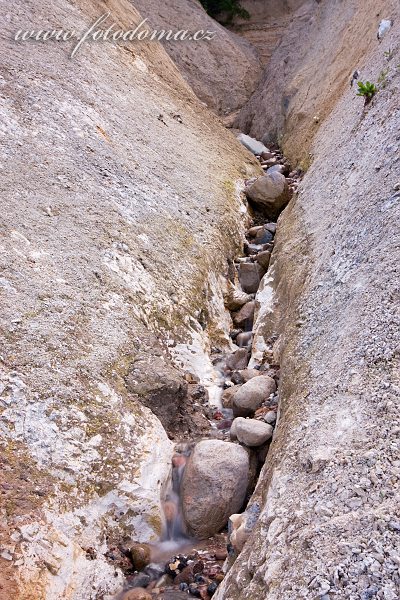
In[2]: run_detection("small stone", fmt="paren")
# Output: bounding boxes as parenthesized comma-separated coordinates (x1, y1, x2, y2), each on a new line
(232, 300, 255, 328)
(121, 589, 152, 600)
(260, 151, 274, 160)
(234, 417, 273, 447)
(214, 549, 227, 560)
(255, 250, 272, 270)
(263, 410, 277, 424)
(377, 18, 392, 40)
(252, 228, 274, 245)
(225, 347, 250, 371)
(247, 225, 264, 237)
(237, 133, 268, 156)
(267, 164, 285, 175)
(126, 573, 151, 588)
(231, 371, 244, 385)
(264, 223, 276, 233)
(223, 280, 252, 311)
(188, 582, 201, 597)
(207, 582, 218, 596)
(175, 564, 196, 585)
(179, 583, 189, 591)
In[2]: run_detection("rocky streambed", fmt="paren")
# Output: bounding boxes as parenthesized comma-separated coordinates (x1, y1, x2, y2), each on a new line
(106, 137, 302, 600)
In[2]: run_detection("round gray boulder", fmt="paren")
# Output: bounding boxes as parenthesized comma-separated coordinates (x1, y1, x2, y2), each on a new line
(181, 439, 249, 538)
(245, 171, 291, 219)
(232, 375, 276, 417)
(235, 417, 273, 447)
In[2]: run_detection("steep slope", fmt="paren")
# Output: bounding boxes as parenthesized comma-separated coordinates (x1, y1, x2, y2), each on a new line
(235, 0, 399, 165)
(132, 0, 262, 115)
(0, 1, 260, 598)
(216, 6, 400, 600)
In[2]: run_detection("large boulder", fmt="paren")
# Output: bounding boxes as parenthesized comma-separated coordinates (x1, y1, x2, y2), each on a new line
(234, 417, 274, 447)
(245, 172, 291, 219)
(182, 440, 249, 538)
(232, 375, 276, 417)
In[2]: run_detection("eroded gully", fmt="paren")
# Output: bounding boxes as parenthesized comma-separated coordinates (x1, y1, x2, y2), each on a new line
(107, 138, 303, 600)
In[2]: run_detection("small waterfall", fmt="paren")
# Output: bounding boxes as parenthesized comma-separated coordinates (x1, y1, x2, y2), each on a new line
(159, 444, 192, 549)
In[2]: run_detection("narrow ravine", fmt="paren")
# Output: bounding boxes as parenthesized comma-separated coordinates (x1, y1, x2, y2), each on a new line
(107, 137, 302, 600)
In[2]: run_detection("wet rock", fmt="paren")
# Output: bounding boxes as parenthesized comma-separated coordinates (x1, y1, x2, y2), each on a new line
(230, 371, 244, 385)
(234, 417, 273, 447)
(125, 573, 151, 589)
(189, 583, 202, 597)
(255, 249, 272, 270)
(232, 375, 276, 417)
(245, 172, 291, 219)
(188, 383, 209, 404)
(225, 347, 250, 371)
(237, 133, 268, 156)
(182, 440, 249, 538)
(238, 263, 264, 294)
(235, 332, 253, 347)
(207, 581, 218, 596)
(232, 300, 255, 329)
(129, 543, 151, 571)
(174, 561, 203, 585)
(165, 555, 188, 578)
(121, 589, 152, 600)
(216, 419, 233, 430)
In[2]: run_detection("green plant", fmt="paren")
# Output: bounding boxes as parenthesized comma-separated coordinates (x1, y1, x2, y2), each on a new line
(200, 0, 250, 23)
(356, 80, 378, 104)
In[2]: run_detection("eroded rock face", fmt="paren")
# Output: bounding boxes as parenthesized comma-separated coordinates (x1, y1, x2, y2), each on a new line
(182, 440, 249, 538)
(215, 9, 400, 600)
(132, 0, 262, 115)
(0, 0, 260, 597)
